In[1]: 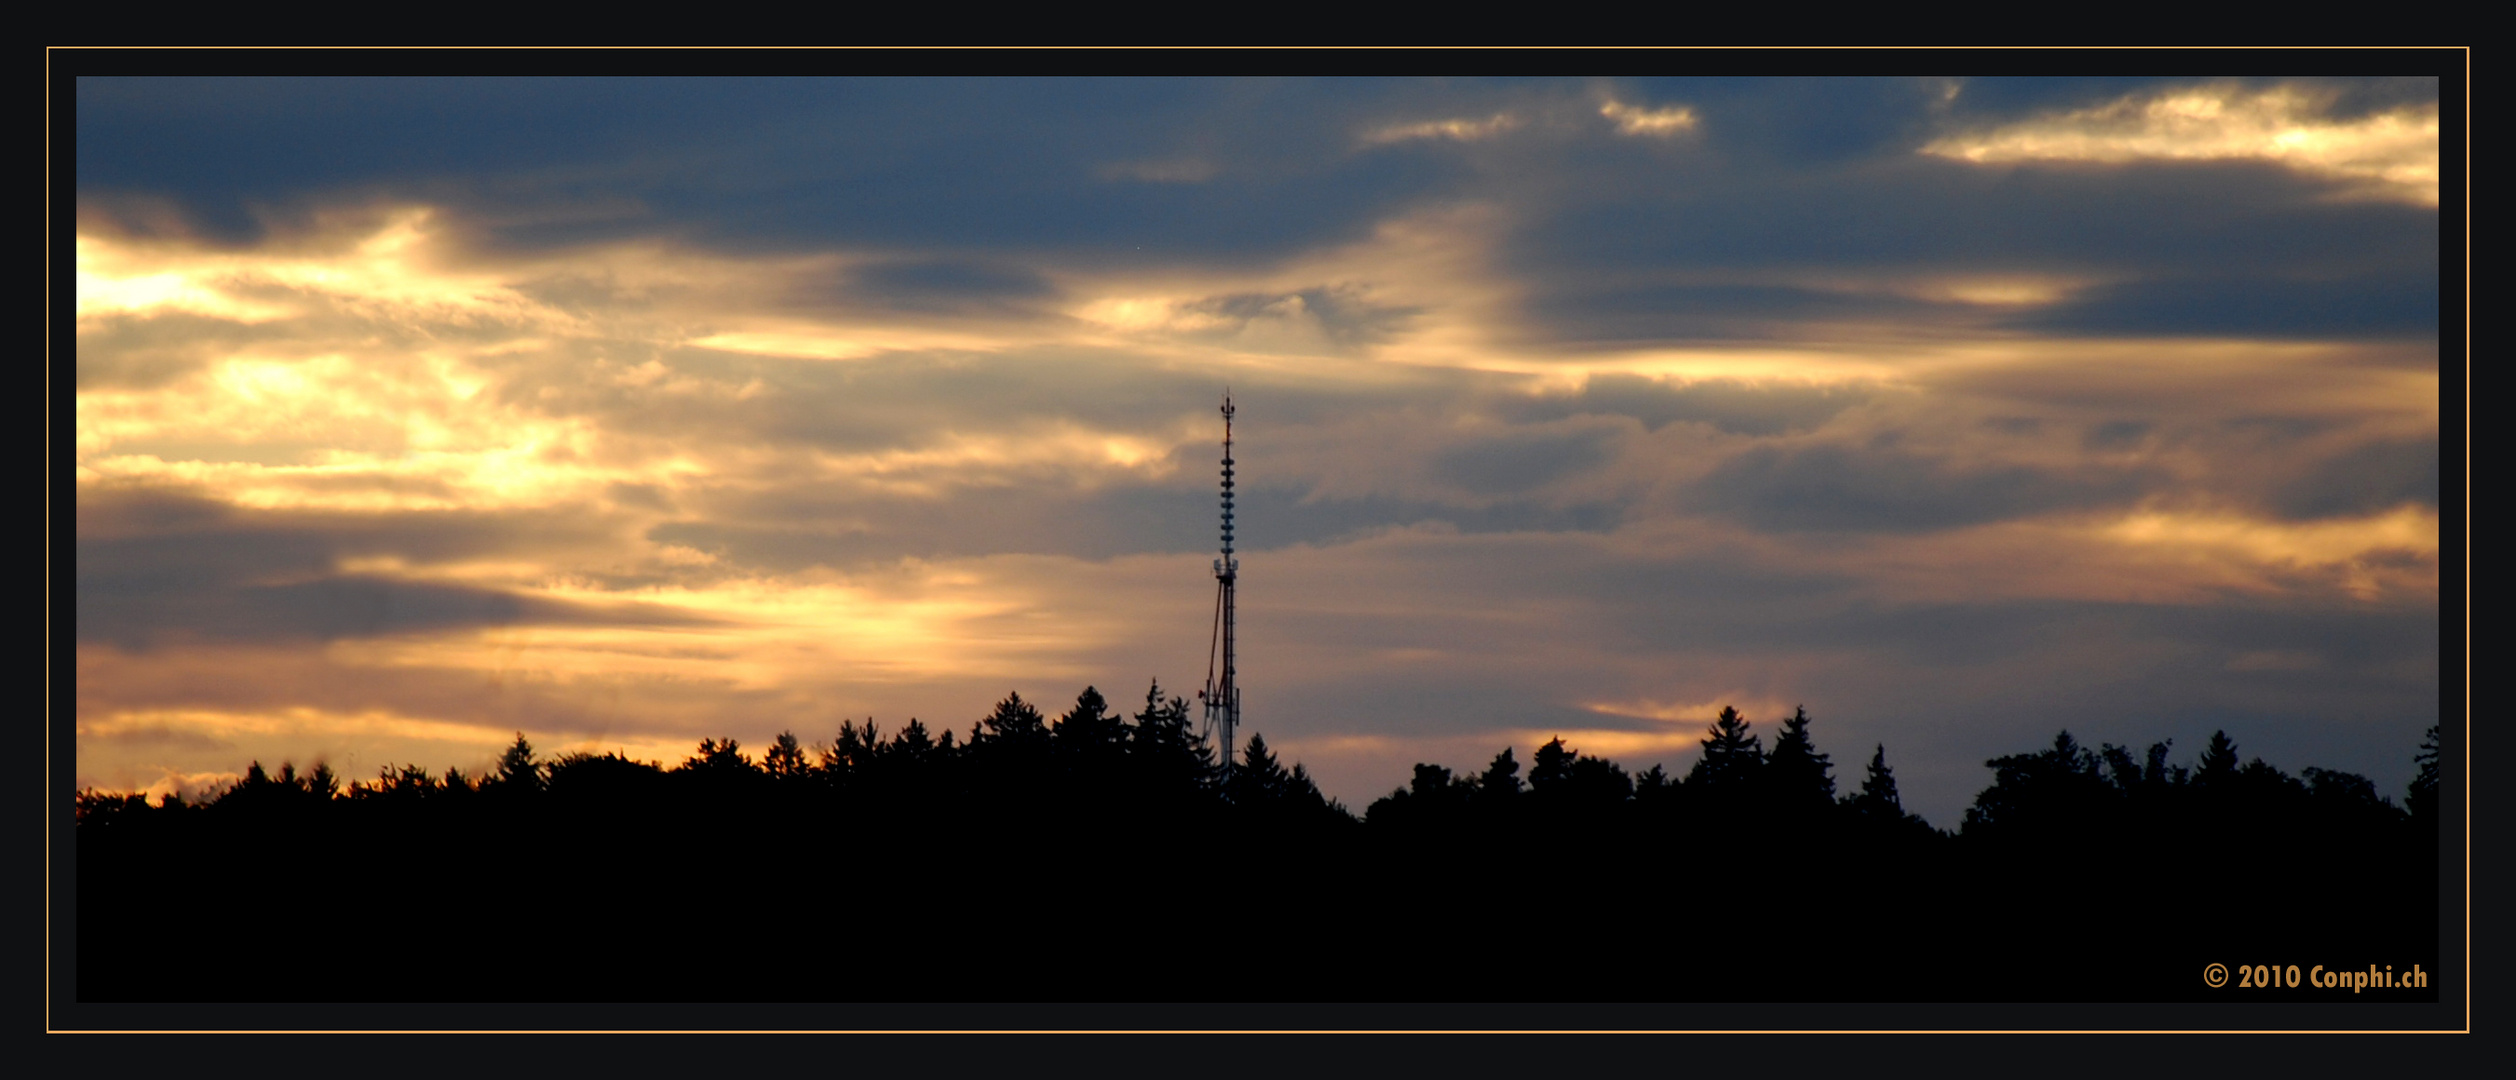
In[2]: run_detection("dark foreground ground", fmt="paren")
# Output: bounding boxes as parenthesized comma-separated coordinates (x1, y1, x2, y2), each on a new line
(77, 801, 2438, 1005)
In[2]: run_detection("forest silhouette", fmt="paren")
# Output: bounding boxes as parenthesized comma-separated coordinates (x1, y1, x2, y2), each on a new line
(75, 684, 2440, 1003)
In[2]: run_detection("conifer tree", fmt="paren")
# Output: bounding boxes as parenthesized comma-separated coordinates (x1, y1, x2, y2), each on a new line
(891, 718, 939, 768)
(1529, 737, 1575, 792)
(1764, 706, 1834, 810)
(1228, 733, 1293, 805)
(2408, 724, 2440, 824)
(1476, 746, 1523, 807)
(833, 719, 884, 777)
(978, 691, 1050, 751)
(762, 731, 811, 781)
(1687, 706, 1763, 792)
(1128, 679, 1205, 797)
(307, 761, 340, 802)
(1851, 744, 1901, 818)
(2196, 730, 2240, 784)
(490, 733, 545, 794)
(1054, 685, 1126, 758)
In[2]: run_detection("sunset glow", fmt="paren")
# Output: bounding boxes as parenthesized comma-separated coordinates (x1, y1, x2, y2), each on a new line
(71, 75, 2447, 827)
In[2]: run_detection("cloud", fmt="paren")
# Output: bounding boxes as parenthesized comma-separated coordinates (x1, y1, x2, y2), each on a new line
(2002, 271, 2439, 339)
(1520, 281, 1970, 345)
(1077, 286, 1421, 354)
(1599, 99, 1697, 137)
(1688, 443, 2159, 534)
(808, 258, 1060, 316)
(1361, 112, 1521, 146)
(2269, 438, 2440, 520)
(73, 488, 716, 648)
(1922, 81, 2441, 205)
(1097, 158, 1220, 183)
(1433, 426, 1619, 495)
(1502, 375, 1871, 436)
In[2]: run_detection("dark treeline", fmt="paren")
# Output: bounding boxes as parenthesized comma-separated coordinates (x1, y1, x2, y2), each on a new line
(76, 687, 2439, 1003)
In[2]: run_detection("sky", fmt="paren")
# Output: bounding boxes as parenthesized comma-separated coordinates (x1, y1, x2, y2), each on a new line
(68, 75, 2449, 827)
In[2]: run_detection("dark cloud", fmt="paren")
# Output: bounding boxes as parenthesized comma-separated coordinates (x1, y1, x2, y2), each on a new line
(2222, 415, 2342, 442)
(1501, 152, 2435, 348)
(1504, 375, 1870, 436)
(791, 259, 1060, 317)
(1628, 76, 1956, 164)
(80, 75, 2438, 359)
(77, 77, 1463, 262)
(1519, 283, 1959, 344)
(2270, 437, 2440, 519)
(79, 570, 719, 651)
(1433, 427, 1616, 495)
(647, 480, 1628, 573)
(75, 489, 713, 648)
(1520, 155, 2416, 274)
(1689, 443, 2157, 533)
(1164, 287, 1422, 349)
(2083, 420, 2152, 450)
(2006, 272, 2439, 339)
(603, 482, 676, 514)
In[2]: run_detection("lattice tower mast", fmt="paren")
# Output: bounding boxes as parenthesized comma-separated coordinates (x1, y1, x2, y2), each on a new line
(1200, 393, 1240, 784)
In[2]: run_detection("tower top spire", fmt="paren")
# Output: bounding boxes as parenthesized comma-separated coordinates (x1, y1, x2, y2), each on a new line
(1217, 392, 1236, 563)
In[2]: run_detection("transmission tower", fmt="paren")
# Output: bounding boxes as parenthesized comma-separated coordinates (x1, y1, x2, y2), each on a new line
(1199, 392, 1240, 784)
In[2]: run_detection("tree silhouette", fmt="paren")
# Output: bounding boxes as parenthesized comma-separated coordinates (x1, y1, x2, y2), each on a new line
(1366, 761, 1475, 830)
(1687, 706, 1763, 794)
(1849, 744, 1900, 818)
(1528, 736, 1631, 817)
(487, 733, 545, 795)
(1054, 685, 1126, 757)
(1477, 746, 1523, 804)
(1962, 730, 2111, 841)
(1530, 737, 1575, 791)
(890, 718, 944, 770)
(307, 761, 341, 802)
(1228, 733, 1291, 805)
(73, 679, 2440, 1005)
(1764, 705, 1834, 812)
(2409, 723, 2440, 825)
(2196, 729, 2240, 785)
(1123, 680, 1204, 791)
(977, 691, 1050, 753)
(762, 731, 811, 782)
(827, 718, 884, 784)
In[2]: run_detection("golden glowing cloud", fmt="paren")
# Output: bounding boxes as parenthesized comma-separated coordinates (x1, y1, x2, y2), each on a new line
(683, 325, 1021, 361)
(1923, 83, 2441, 205)
(1361, 112, 1521, 145)
(2098, 505, 2438, 602)
(1580, 695, 1803, 727)
(78, 207, 595, 331)
(1745, 502, 2439, 609)
(1599, 99, 1699, 137)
